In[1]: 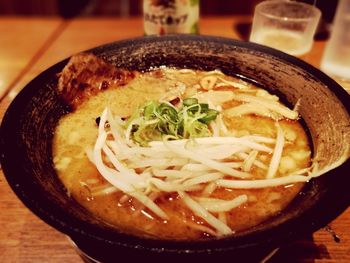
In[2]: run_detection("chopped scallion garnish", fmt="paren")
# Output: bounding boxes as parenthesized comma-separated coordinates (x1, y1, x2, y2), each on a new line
(126, 98, 219, 145)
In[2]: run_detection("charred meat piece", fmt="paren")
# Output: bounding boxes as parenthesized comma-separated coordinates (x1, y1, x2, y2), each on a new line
(57, 53, 137, 109)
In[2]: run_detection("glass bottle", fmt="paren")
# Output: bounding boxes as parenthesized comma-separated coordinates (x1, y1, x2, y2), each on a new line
(143, 0, 199, 35)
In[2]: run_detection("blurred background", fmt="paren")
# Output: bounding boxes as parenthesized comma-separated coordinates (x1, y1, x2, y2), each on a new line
(0, 0, 263, 17)
(0, 0, 338, 23)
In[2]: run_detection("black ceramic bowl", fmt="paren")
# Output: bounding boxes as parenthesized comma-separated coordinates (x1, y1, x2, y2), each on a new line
(1, 35, 350, 262)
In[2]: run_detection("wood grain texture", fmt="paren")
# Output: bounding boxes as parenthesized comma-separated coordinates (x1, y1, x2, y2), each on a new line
(0, 17, 63, 99)
(0, 16, 349, 263)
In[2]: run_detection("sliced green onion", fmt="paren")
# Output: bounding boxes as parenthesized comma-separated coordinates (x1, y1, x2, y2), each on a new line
(126, 98, 219, 145)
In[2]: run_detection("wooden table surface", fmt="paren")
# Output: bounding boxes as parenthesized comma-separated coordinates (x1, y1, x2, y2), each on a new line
(0, 16, 349, 263)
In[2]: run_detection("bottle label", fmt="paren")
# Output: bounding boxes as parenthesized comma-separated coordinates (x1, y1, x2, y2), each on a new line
(143, 0, 199, 35)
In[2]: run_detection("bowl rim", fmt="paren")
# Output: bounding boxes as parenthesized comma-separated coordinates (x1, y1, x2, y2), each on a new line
(1, 34, 350, 254)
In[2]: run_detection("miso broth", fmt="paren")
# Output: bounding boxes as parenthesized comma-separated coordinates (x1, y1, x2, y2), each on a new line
(53, 67, 311, 240)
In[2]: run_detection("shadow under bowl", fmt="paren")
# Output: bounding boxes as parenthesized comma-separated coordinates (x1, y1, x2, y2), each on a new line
(1, 35, 350, 262)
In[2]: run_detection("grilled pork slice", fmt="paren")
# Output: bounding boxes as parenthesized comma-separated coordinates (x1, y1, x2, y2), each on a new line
(57, 53, 137, 109)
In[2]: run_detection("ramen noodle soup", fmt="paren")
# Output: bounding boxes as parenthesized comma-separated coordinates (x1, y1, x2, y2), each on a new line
(53, 54, 313, 240)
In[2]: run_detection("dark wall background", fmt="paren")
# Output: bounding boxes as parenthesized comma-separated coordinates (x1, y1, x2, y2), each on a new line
(0, 0, 260, 17)
(0, 0, 338, 23)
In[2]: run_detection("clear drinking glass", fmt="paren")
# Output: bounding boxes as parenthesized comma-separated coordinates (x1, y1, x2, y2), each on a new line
(320, 0, 350, 82)
(249, 0, 321, 56)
